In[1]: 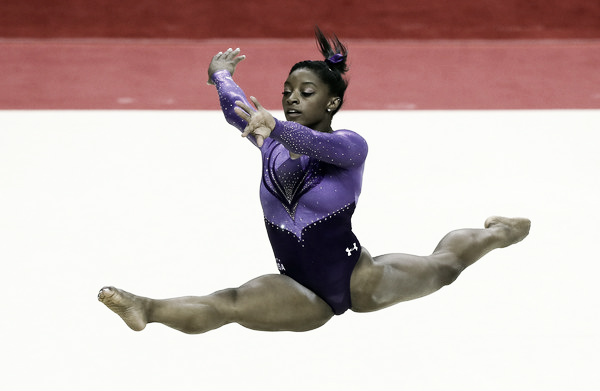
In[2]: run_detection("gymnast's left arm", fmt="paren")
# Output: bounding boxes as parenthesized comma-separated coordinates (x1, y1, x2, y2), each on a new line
(233, 99, 367, 167)
(269, 119, 368, 168)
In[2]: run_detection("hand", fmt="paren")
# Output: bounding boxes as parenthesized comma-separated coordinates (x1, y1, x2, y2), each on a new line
(207, 48, 246, 85)
(235, 96, 275, 148)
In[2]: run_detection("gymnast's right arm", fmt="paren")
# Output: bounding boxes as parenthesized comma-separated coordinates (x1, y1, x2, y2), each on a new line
(208, 49, 260, 146)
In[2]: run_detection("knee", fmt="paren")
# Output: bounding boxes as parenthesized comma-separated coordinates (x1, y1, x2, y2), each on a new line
(214, 287, 240, 315)
(436, 260, 464, 286)
(350, 286, 379, 313)
(350, 268, 395, 313)
(349, 253, 386, 313)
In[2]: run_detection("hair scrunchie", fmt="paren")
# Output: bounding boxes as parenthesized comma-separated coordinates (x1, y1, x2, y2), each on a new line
(326, 53, 345, 64)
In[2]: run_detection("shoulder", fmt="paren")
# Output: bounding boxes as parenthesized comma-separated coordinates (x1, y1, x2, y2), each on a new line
(333, 129, 368, 151)
(333, 129, 366, 141)
(327, 129, 369, 167)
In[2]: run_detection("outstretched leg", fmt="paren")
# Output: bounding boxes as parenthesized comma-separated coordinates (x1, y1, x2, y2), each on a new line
(98, 274, 334, 333)
(350, 216, 530, 312)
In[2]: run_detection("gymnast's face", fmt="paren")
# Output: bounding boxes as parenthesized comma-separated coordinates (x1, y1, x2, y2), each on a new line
(282, 68, 339, 133)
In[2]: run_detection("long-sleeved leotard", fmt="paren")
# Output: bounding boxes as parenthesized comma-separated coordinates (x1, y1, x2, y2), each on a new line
(212, 70, 368, 314)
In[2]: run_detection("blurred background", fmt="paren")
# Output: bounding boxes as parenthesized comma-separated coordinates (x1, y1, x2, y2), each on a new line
(1, 0, 599, 110)
(1, 2, 599, 391)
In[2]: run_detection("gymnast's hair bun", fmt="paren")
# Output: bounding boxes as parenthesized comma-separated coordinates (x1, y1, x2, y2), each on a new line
(315, 26, 349, 74)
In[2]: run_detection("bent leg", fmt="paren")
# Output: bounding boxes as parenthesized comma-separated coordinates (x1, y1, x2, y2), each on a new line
(350, 216, 530, 312)
(98, 274, 334, 334)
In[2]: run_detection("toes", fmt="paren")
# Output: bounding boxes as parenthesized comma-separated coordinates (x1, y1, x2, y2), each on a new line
(97, 286, 115, 301)
(518, 218, 532, 236)
(484, 216, 502, 229)
(484, 216, 531, 245)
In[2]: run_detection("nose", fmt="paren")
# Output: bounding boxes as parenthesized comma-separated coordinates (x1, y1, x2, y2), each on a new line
(286, 91, 300, 105)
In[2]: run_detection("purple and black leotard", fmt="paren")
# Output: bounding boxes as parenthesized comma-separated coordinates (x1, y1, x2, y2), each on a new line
(212, 70, 368, 314)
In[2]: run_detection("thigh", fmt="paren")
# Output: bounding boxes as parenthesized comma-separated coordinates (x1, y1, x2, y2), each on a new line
(350, 248, 460, 313)
(233, 274, 335, 332)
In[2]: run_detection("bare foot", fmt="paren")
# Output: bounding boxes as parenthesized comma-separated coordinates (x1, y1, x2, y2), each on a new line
(98, 286, 149, 331)
(484, 216, 531, 247)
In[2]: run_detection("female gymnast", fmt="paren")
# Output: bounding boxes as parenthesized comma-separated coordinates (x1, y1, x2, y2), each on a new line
(98, 29, 530, 334)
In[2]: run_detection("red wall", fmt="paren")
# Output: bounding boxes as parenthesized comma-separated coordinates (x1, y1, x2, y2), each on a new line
(2, 0, 599, 39)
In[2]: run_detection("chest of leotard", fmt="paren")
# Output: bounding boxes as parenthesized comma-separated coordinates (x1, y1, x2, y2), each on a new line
(259, 141, 361, 238)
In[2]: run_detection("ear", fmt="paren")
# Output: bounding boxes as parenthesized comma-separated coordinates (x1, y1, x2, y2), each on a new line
(327, 97, 341, 113)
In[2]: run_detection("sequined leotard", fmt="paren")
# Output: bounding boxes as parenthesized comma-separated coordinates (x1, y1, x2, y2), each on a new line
(212, 70, 368, 314)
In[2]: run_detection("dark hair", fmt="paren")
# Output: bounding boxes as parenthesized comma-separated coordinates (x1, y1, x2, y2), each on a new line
(289, 26, 349, 115)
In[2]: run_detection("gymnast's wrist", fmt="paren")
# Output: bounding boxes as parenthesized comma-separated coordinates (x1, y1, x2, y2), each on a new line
(270, 118, 285, 139)
(210, 69, 232, 85)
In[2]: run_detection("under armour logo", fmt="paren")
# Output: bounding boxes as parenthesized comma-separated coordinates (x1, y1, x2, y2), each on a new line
(345, 243, 358, 256)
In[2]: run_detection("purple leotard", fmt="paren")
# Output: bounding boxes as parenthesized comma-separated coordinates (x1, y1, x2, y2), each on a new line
(212, 70, 368, 314)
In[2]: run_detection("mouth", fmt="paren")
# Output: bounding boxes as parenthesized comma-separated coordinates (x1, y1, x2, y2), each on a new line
(285, 109, 302, 119)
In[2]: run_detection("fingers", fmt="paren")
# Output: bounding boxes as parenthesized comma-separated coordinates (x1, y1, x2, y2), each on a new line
(234, 97, 271, 148)
(208, 48, 246, 85)
(255, 134, 264, 148)
(235, 102, 253, 137)
(249, 96, 263, 110)
(233, 55, 246, 65)
(235, 100, 253, 113)
(211, 50, 226, 63)
(242, 126, 268, 148)
(241, 126, 252, 138)
(234, 101, 255, 126)
(237, 96, 263, 112)
(214, 48, 245, 62)
(229, 48, 246, 64)
(234, 105, 251, 123)
(241, 125, 265, 147)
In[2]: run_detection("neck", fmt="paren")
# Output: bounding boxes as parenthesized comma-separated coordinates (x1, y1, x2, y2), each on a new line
(313, 118, 334, 133)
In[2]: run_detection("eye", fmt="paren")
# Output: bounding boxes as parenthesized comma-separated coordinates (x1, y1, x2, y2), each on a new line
(282, 90, 291, 97)
(301, 91, 315, 97)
